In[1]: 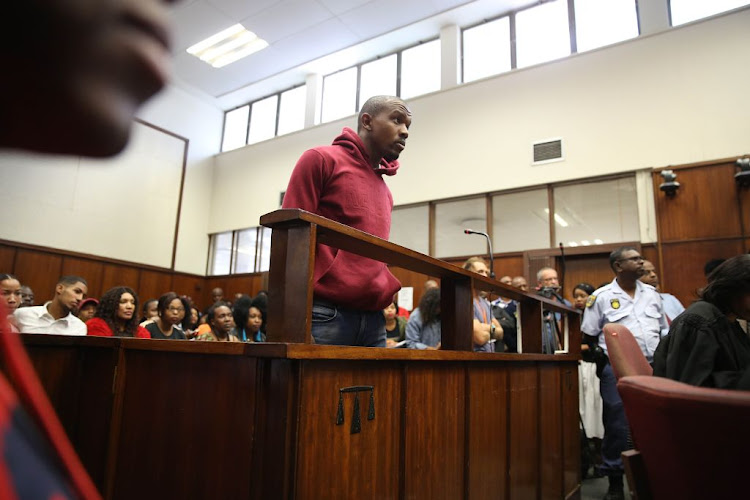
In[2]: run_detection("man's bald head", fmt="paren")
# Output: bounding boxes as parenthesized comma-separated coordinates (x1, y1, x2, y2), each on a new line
(358, 96, 411, 133)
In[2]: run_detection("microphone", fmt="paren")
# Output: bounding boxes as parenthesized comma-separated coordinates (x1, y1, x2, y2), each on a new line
(464, 229, 495, 279)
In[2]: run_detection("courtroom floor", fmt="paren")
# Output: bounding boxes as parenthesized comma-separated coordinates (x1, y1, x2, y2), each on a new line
(581, 476, 632, 500)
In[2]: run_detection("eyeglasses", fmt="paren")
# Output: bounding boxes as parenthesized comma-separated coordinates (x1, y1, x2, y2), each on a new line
(618, 256, 644, 263)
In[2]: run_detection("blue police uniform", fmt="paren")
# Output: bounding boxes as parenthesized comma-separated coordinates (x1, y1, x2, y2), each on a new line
(581, 278, 667, 476)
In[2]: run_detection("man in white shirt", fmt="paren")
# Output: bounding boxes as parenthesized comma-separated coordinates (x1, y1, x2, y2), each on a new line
(14, 276, 88, 336)
(639, 260, 686, 333)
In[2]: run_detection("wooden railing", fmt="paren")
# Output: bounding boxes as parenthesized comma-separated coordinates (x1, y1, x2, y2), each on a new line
(260, 209, 580, 355)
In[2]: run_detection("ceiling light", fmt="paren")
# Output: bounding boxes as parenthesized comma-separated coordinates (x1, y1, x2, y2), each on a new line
(568, 241, 579, 247)
(581, 240, 591, 246)
(594, 239, 603, 245)
(187, 24, 268, 68)
(544, 209, 569, 227)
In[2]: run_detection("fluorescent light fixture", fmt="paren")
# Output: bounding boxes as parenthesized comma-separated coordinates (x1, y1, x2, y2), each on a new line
(581, 240, 591, 246)
(544, 208, 569, 227)
(187, 24, 268, 68)
(568, 241, 579, 247)
(594, 239, 603, 245)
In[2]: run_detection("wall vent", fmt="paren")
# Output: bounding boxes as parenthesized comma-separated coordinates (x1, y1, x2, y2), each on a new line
(532, 138, 564, 165)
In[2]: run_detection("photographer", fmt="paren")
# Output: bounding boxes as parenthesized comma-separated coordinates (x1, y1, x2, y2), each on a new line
(535, 267, 572, 354)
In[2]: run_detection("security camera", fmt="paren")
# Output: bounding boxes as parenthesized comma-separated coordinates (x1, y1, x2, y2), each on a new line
(659, 170, 680, 197)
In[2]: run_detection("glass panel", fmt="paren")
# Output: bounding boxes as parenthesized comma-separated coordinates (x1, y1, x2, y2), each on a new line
(463, 17, 511, 83)
(435, 197, 487, 258)
(492, 189, 550, 252)
(670, 0, 750, 26)
(358, 54, 398, 110)
(248, 95, 279, 144)
(277, 85, 307, 136)
(400, 40, 441, 99)
(553, 177, 639, 247)
(322, 67, 358, 123)
(574, 0, 639, 52)
(221, 105, 249, 152)
(234, 228, 258, 273)
(390, 205, 429, 255)
(210, 232, 233, 275)
(516, 0, 571, 68)
(258, 227, 272, 272)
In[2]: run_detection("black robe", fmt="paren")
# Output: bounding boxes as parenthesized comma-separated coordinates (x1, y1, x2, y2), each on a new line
(653, 300, 750, 389)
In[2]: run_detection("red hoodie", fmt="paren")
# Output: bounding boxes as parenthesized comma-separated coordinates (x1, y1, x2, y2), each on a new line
(282, 127, 401, 311)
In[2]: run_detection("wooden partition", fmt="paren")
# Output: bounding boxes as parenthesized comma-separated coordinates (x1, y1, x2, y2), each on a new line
(0, 239, 265, 309)
(21, 209, 582, 500)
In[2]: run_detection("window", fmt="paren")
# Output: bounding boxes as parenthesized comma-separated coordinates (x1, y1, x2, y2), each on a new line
(400, 40, 441, 99)
(277, 85, 307, 136)
(358, 55, 398, 110)
(492, 189, 550, 253)
(221, 105, 249, 152)
(248, 95, 278, 144)
(234, 228, 258, 273)
(209, 232, 233, 275)
(574, 0, 639, 52)
(553, 177, 639, 247)
(462, 17, 511, 83)
(390, 205, 429, 255)
(322, 67, 358, 123)
(515, 0, 571, 68)
(208, 226, 273, 275)
(670, 0, 750, 26)
(435, 197, 487, 258)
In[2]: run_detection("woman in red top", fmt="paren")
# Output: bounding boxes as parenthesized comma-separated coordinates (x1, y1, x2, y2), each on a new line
(86, 287, 150, 338)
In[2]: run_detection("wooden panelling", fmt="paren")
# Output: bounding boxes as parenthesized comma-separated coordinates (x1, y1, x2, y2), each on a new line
(113, 350, 258, 500)
(404, 364, 465, 500)
(61, 257, 105, 298)
(171, 274, 204, 303)
(389, 267, 435, 311)
(509, 364, 539, 500)
(137, 269, 173, 304)
(0, 244, 16, 273)
(562, 254, 614, 302)
(660, 239, 744, 306)
(295, 361, 402, 500)
(494, 255, 525, 281)
(13, 250, 63, 304)
(100, 264, 141, 296)
(654, 164, 742, 242)
(641, 244, 658, 269)
(561, 363, 580, 496)
(741, 184, 750, 243)
(539, 365, 563, 500)
(467, 364, 509, 499)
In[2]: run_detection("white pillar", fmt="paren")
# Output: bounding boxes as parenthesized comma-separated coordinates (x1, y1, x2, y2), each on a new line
(637, 0, 671, 36)
(440, 24, 461, 89)
(305, 73, 323, 127)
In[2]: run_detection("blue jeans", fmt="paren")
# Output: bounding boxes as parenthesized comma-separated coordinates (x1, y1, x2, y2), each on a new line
(599, 363, 628, 475)
(311, 299, 386, 347)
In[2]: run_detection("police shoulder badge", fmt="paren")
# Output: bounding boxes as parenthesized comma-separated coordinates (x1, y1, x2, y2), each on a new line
(610, 298, 620, 309)
(586, 295, 596, 308)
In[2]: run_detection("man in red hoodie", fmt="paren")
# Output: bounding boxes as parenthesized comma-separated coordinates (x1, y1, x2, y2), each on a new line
(282, 95, 412, 347)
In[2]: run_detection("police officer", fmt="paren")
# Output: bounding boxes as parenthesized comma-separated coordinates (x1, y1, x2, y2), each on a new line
(581, 247, 667, 500)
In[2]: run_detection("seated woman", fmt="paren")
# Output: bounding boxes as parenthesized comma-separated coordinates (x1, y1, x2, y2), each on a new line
(86, 287, 150, 338)
(654, 255, 750, 389)
(383, 300, 407, 347)
(142, 292, 187, 340)
(0, 274, 22, 332)
(232, 295, 265, 342)
(405, 288, 441, 350)
(196, 302, 240, 342)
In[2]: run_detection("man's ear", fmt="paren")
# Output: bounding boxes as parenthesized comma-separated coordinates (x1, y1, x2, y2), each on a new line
(360, 112, 373, 131)
(55, 283, 64, 296)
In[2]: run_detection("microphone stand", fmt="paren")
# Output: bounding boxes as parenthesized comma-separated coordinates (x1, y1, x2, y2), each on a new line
(464, 229, 495, 279)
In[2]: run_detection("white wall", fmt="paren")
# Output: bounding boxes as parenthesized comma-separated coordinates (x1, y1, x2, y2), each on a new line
(135, 85, 223, 274)
(210, 8, 750, 234)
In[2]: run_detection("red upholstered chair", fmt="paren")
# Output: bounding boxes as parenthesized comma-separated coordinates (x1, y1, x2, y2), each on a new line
(603, 323, 652, 379)
(617, 376, 750, 500)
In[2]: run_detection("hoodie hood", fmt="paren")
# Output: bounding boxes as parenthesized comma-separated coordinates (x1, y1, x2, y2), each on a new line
(332, 127, 400, 176)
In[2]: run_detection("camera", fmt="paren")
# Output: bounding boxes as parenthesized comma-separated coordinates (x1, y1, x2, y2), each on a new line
(537, 286, 558, 299)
